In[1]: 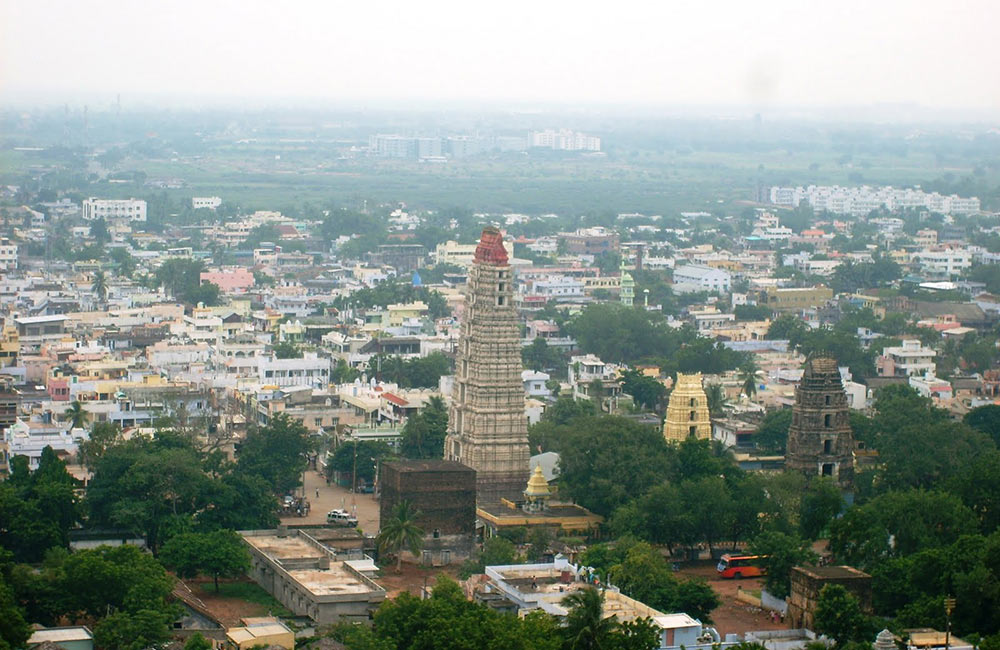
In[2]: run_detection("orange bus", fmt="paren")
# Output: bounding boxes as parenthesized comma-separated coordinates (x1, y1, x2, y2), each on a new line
(716, 554, 767, 579)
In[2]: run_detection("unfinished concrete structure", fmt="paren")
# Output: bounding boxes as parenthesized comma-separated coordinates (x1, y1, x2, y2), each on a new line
(445, 227, 530, 504)
(379, 460, 476, 566)
(785, 356, 855, 489)
(241, 528, 385, 624)
(663, 372, 712, 443)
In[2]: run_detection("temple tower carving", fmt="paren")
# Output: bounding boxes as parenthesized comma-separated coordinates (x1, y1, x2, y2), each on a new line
(444, 227, 530, 505)
(663, 372, 712, 443)
(786, 356, 855, 489)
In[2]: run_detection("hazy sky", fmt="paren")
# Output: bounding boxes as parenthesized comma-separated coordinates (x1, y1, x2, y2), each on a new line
(3, 0, 999, 111)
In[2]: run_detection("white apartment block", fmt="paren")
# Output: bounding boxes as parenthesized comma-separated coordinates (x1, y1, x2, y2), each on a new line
(259, 354, 331, 389)
(914, 248, 971, 277)
(0, 238, 17, 270)
(672, 264, 732, 294)
(192, 196, 222, 210)
(877, 339, 937, 377)
(769, 185, 980, 216)
(531, 129, 601, 152)
(82, 197, 147, 222)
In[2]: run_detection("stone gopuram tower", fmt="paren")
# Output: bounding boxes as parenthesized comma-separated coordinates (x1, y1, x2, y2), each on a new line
(663, 372, 712, 443)
(786, 357, 855, 489)
(445, 227, 530, 505)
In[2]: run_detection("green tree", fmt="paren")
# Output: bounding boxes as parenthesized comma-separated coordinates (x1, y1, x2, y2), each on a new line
(326, 440, 394, 486)
(400, 396, 448, 459)
(65, 400, 87, 429)
(550, 415, 671, 517)
(738, 359, 760, 400)
(0, 574, 30, 650)
(93, 609, 173, 650)
(749, 531, 818, 599)
(0, 448, 79, 562)
(754, 409, 792, 454)
(272, 341, 301, 359)
(620, 369, 667, 412)
(829, 490, 979, 569)
(705, 382, 726, 417)
(237, 413, 314, 494)
(562, 587, 619, 650)
(800, 477, 845, 540)
(183, 633, 214, 650)
(159, 529, 250, 592)
(91, 270, 109, 307)
(458, 536, 519, 578)
(523, 336, 564, 373)
(965, 405, 1000, 447)
(377, 500, 424, 573)
(813, 584, 875, 647)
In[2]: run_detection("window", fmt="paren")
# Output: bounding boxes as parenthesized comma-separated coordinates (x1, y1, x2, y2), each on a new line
(822, 463, 834, 476)
(689, 410, 696, 421)
(823, 439, 832, 454)
(824, 414, 832, 427)
(689, 398, 696, 407)
(689, 425, 697, 436)
(825, 395, 831, 405)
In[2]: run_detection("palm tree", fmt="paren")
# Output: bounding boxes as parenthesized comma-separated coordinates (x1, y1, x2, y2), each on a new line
(377, 500, 424, 573)
(65, 400, 87, 429)
(91, 270, 109, 308)
(562, 587, 618, 650)
(738, 359, 760, 400)
(705, 382, 727, 416)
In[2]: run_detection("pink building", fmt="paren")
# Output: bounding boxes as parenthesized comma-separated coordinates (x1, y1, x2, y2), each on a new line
(200, 268, 255, 294)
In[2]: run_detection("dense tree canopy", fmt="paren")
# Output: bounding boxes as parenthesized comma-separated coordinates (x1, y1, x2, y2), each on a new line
(0, 448, 79, 563)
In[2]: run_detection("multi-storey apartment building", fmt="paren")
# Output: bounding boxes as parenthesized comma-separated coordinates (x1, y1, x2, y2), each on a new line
(82, 198, 147, 222)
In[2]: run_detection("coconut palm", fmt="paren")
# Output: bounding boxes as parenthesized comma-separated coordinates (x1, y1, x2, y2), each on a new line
(91, 270, 109, 308)
(65, 400, 87, 429)
(705, 382, 727, 416)
(562, 586, 618, 650)
(377, 500, 424, 573)
(738, 359, 760, 400)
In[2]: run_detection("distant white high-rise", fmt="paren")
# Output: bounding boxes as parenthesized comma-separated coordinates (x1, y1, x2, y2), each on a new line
(531, 129, 601, 152)
(768, 185, 980, 216)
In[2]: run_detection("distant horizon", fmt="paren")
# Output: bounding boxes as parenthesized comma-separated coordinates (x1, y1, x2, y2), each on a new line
(3, 92, 1000, 126)
(3, 0, 999, 122)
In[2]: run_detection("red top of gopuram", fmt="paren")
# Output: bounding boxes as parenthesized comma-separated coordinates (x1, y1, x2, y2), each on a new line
(473, 226, 509, 265)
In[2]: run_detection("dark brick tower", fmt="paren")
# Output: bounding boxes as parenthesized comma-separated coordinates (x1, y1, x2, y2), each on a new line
(786, 356, 855, 489)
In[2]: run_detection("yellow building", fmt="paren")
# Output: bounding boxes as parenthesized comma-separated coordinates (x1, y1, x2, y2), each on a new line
(663, 372, 712, 443)
(477, 466, 603, 537)
(387, 301, 428, 326)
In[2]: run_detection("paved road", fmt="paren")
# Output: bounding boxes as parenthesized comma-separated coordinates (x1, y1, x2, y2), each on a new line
(279, 469, 381, 535)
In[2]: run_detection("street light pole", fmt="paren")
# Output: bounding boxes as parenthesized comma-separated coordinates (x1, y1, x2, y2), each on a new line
(944, 597, 956, 650)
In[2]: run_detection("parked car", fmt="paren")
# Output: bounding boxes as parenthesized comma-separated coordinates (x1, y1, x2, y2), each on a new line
(327, 509, 358, 526)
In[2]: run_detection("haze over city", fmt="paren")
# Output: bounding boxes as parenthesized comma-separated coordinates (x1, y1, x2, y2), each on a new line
(3, 0, 1000, 115)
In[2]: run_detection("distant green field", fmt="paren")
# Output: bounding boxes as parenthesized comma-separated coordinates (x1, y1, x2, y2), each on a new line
(2, 135, 992, 216)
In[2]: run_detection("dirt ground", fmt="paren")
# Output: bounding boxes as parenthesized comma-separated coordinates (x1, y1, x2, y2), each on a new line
(375, 562, 465, 599)
(674, 562, 788, 637)
(279, 469, 381, 535)
(181, 577, 282, 628)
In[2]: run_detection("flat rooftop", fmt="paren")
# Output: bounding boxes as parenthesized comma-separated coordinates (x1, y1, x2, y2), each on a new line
(244, 532, 381, 597)
(245, 534, 323, 559)
(794, 565, 870, 580)
(288, 565, 374, 595)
